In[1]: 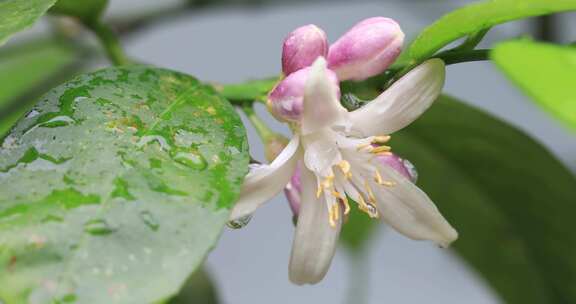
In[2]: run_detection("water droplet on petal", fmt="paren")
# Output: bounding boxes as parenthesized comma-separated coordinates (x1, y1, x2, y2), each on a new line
(402, 159, 418, 183)
(365, 203, 378, 218)
(139, 210, 159, 231)
(84, 219, 114, 235)
(227, 214, 252, 229)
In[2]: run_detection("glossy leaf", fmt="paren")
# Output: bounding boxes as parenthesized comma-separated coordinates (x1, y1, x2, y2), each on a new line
(390, 95, 576, 303)
(0, 66, 249, 303)
(0, 0, 57, 45)
(492, 40, 576, 131)
(0, 39, 81, 137)
(50, 0, 108, 23)
(406, 0, 576, 64)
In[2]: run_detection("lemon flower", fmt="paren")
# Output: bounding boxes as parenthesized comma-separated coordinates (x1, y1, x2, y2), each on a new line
(231, 57, 457, 284)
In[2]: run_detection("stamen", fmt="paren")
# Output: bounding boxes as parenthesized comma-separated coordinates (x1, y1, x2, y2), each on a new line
(322, 175, 334, 189)
(381, 180, 396, 187)
(374, 170, 384, 184)
(356, 143, 372, 151)
(370, 145, 391, 154)
(316, 185, 323, 198)
(332, 190, 351, 214)
(372, 135, 391, 144)
(328, 204, 340, 228)
(375, 151, 393, 157)
(364, 180, 377, 204)
(338, 160, 352, 179)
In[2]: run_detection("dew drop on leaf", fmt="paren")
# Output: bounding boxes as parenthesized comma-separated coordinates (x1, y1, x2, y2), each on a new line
(171, 151, 207, 170)
(139, 210, 159, 231)
(83, 219, 114, 235)
(227, 214, 252, 229)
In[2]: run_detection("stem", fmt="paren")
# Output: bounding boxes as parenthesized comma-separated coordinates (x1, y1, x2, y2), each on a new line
(534, 15, 560, 42)
(345, 250, 370, 304)
(454, 29, 489, 51)
(433, 49, 490, 65)
(85, 21, 130, 66)
(390, 48, 491, 87)
(241, 104, 275, 141)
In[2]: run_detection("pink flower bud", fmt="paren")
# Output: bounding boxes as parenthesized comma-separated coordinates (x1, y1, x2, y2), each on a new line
(327, 17, 404, 81)
(267, 66, 340, 122)
(282, 25, 328, 75)
(377, 153, 418, 183)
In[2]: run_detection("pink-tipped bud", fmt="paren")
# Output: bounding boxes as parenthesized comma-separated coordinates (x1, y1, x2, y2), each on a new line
(282, 24, 328, 75)
(327, 17, 404, 81)
(267, 66, 339, 122)
(377, 153, 418, 183)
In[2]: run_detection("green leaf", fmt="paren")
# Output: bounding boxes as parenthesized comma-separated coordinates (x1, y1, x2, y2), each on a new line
(50, 0, 108, 23)
(168, 268, 219, 304)
(0, 38, 82, 137)
(0, 0, 58, 45)
(492, 40, 576, 131)
(0, 66, 249, 303)
(391, 95, 576, 304)
(406, 0, 576, 64)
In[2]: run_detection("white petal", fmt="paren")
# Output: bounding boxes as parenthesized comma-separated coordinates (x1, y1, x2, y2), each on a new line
(349, 59, 445, 136)
(289, 167, 341, 285)
(302, 130, 342, 177)
(301, 57, 347, 135)
(373, 163, 457, 247)
(229, 135, 301, 221)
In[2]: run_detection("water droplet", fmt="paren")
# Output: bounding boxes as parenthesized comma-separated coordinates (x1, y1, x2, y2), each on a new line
(25, 109, 40, 118)
(365, 203, 378, 218)
(138, 135, 171, 151)
(83, 219, 114, 235)
(39, 115, 75, 128)
(171, 151, 207, 170)
(402, 159, 418, 183)
(227, 214, 252, 229)
(139, 210, 159, 231)
(41, 214, 63, 223)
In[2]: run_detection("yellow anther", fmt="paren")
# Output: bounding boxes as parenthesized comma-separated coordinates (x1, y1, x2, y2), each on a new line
(342, 196, 351, 215)
(328, 204, 340, 228)
(316, 184, 323, 198)
(332, 190, 351, 215)
(374, 170, 384, 184)
(381, 180, 396, 187)
(375, 151, 393, 157)
(333, 204, 340, 221)
(356, 143, 372, 151)
(370, 145, 391, 154)
(338, 160, 352, 179)
(321, 175, 334, 188)
(372, 135, 391, 144)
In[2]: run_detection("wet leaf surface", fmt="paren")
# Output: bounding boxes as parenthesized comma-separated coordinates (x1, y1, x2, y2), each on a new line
(0, 65, 249, 303)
